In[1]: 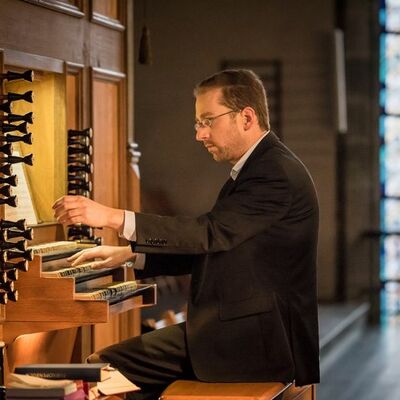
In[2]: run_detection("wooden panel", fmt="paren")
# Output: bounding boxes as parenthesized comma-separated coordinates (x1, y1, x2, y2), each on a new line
(91, 68, 129, 351)
(22, 0, 84, 17)
(92, 0, 118, 19)
(91, 69, 125, 246)
(66, 64, 83, 130)
(91, 0, 125, 31)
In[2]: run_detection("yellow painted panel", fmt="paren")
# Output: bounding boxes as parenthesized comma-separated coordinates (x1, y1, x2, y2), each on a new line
(5, 71, 66, 223)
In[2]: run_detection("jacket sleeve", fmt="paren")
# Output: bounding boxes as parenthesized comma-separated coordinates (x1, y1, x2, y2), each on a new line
(132, 160, 292, 255)
(134, 253, 194, 279)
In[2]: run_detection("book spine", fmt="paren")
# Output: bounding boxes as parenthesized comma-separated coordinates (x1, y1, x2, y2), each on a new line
(13, 369, 100, 382)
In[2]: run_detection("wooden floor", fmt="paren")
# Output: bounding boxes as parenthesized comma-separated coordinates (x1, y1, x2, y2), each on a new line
(318, 317, 400, 399)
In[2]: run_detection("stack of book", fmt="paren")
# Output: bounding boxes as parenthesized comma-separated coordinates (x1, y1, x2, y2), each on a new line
(6, 373, 86, 399)
(9, 363, 140, 398)
(14, 363, 111, 382)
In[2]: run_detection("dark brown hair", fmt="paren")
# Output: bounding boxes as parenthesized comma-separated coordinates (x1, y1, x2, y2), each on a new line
(194, 69, 270, 131)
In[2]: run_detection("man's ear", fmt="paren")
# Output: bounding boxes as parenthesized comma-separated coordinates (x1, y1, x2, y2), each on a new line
(242, 107, 255, 130)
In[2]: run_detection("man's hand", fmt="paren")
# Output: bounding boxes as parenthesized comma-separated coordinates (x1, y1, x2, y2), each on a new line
(52, 195, 124, 231)
(68, 245, 136, 269)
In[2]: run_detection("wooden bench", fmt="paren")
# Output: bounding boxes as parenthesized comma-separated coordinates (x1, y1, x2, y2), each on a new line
(160, 380, 315, 400)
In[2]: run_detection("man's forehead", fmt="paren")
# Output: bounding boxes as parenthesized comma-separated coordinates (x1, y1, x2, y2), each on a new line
(195, 88, 224, 117)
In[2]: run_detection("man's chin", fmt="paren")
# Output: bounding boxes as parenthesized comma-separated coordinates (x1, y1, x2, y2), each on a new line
(211, 153, 226, 162)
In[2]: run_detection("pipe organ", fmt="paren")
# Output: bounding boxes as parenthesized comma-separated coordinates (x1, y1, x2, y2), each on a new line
(0, 0, 145, 384)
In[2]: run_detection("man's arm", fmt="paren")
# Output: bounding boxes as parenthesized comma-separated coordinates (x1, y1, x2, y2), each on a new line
(133, 161, 291, 255)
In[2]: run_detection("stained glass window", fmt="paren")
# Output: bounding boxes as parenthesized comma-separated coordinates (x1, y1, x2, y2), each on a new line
(379, 0, 400, 316)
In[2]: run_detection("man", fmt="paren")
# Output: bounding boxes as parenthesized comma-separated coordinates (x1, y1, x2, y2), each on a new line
(54, 69, 320, 400)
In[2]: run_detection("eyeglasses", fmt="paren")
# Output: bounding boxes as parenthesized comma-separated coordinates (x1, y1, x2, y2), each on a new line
(194, 110, 238, 131)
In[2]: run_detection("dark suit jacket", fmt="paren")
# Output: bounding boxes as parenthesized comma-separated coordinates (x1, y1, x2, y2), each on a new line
(132, 132, 319, 386)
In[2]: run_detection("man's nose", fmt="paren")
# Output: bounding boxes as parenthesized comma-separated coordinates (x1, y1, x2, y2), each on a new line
(195, 128, 210, 142)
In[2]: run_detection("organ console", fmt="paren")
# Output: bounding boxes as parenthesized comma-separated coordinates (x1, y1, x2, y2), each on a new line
(0, 1, 148, 383)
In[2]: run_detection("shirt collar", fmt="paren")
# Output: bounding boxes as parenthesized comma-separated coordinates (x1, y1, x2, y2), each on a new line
(230, 131, 269, 180)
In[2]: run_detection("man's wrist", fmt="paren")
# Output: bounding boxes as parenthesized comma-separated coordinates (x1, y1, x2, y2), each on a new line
(107, 208, 125, 231)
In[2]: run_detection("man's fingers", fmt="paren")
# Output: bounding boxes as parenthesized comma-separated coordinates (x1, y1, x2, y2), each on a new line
(89, 260, 109, 270)
(69, 249, 98, 266)
(67, 251, 83, 262)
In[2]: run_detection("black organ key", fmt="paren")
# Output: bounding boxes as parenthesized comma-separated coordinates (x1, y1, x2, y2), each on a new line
(1, 112, 33, 124)
(0, 154, 33, 166)
(0, 195, 17, 207)
(6, 269, 18, 281)
(68, 128, 93, 139)
(68, 136, 90, 146)
(0, 240, 27, 252)
(0, 175, 17, 186)
(0, 121, 28, 134)
(68, 163, 93, 174)
(0, 91, 33, 103)
(68, 181, 92, 192)
(0, 292, 7, 305)
(68, 225, 94, 238)
(0, 101, 12, 113)
(0, 185, 11, 197)
(0, 260, 28, 272)
(0, 164, 13, 176)
(0, 70, 34, 82)
(68, 145, 93, 156)
(0, 218, 27, 231)
(0, 231, 7, 243)
(2, 249, 33, 262)
(1, 132, 33, 145)
(7, 290, 18, 302)
(0, 143, 13, 155)
(68, 154, 90, 164)
(0, 281, 14, 292)
(68, 173, 90, 183)
(5, 228, 33, 241)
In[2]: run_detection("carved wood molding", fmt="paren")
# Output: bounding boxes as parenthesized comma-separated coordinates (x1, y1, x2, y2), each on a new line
(2, 48, 64, 74)
(23, 0, 84, 18)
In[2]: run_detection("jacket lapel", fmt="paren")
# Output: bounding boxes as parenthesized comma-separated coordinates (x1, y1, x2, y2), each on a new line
(217, 177, 236, 200)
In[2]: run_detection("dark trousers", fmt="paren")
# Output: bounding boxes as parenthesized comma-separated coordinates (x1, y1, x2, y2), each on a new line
(88, 322, 195, 400)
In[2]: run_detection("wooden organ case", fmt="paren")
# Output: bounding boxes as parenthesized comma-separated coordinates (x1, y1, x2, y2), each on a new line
(0, 0, 148, 381)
